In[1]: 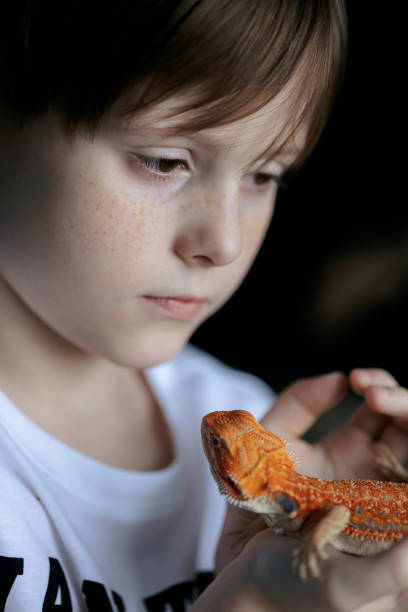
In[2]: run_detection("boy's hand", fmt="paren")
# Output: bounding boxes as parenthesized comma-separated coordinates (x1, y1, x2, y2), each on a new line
(213, 368, 408, 610)
(198, 533, 408, 612)
(261, 368, 408, 482)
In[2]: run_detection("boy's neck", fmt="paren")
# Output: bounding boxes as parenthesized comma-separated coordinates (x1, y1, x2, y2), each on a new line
(0, 276, 174, 470)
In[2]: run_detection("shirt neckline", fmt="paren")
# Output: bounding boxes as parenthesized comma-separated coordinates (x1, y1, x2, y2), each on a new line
(0, 360, 184, 517)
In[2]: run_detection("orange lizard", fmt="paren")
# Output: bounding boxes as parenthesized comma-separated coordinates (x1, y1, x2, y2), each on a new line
(201, 409, 408, 580)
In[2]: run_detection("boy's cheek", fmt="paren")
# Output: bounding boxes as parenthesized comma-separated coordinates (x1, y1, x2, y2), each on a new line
(58, 187, 163, 266)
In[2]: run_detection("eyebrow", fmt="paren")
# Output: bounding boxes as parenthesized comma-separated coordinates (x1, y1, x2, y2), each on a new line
(126, 123, 236, 149)
(183, 130, 236, 150)
(185, 129, 302, 166)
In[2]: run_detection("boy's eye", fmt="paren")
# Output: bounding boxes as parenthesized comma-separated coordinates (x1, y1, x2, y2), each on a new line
(252, 173, 274, 185)
(133, 154, 285, 189)
(245, 172, 286, 189)
(137, 154, 189, 175)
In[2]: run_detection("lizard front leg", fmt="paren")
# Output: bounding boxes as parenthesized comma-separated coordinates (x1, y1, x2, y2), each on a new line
(226, 501, 296, 553)
(226, 515, 269, 553)
(292, 505, 351, 581)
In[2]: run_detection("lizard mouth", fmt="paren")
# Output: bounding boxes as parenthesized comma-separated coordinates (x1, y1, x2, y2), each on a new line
(226, 475, 243, 497)
(217, 471, 247, 503)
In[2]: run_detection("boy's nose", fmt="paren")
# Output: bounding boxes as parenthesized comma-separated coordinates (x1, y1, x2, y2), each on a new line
(174, 188, 243, 267)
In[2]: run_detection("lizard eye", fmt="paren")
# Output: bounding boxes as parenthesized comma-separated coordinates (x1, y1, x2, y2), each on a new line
(210, 434, 222, 448)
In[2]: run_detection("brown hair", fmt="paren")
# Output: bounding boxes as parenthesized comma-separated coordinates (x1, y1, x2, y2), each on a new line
(0, 0, 347, 169)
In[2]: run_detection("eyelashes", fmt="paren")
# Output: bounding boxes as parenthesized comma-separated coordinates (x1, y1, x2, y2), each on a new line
(136, 154, 189, 176)
(246, 172, 286, 188)
(133, 153, 284, 189)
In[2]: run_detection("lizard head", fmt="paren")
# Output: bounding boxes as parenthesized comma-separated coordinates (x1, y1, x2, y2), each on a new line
(201, 410, 298, 508)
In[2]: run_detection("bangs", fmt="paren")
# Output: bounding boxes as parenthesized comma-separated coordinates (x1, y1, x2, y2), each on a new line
(117, 0, 347, 170)
(1, 0, 347, 168)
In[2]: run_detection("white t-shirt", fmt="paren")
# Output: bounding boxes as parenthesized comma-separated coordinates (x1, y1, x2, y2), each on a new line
(0, 344, 274, 611)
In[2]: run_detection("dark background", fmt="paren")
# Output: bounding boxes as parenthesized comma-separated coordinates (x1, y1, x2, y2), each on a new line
(192, 2, 408, 398)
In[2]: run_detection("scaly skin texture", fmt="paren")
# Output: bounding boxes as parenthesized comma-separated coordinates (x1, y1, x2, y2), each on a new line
(201, 409, 408, 580)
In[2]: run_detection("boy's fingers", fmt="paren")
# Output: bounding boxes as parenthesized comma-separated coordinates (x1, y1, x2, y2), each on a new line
(350, 368, 399, 394)
(261, 372, 348, 437)
(349, 401, 390, 438)
(240, 533, 408, 612)
(365, 385, 408, 419)
(329, 539, 408, 611)
(333, 541, 408, 610)
(350, 382, 408, 442)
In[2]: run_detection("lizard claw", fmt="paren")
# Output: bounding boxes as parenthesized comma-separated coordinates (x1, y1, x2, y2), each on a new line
(292, 536, 329, 581)
(225, 516, 267, 552)
(293, 505, 349, 581)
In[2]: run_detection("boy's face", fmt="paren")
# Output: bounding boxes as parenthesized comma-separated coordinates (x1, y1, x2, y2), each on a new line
(0, 95, 298, 368)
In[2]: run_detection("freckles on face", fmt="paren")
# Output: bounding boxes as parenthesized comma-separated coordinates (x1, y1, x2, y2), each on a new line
(172, 180, 275, 312)
(0, 123, 177, 346)
(53, 148, 169, 296)
(0, 129, 199, 365)
(0, 105, 281, 367)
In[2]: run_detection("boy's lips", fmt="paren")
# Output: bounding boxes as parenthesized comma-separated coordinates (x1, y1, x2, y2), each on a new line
(142, 295, 207, 320)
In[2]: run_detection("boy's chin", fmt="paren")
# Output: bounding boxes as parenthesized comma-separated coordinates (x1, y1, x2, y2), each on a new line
(96, 327, 193, 371)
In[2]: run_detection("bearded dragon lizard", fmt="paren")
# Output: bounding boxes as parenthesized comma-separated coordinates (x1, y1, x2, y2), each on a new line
(201, 409, 408, 580)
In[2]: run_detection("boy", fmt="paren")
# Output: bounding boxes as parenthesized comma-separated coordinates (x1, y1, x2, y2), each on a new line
(2, 1, 408, 610)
